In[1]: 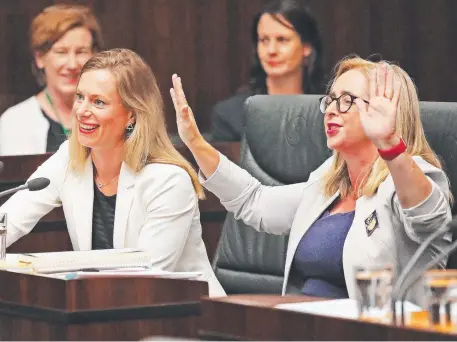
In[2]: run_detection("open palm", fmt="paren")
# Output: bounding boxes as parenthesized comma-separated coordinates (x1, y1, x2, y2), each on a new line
(170, 74, 202, 147)
(355, 63, 401, 148)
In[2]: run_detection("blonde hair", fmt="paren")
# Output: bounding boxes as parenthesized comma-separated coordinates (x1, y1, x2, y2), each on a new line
(68, 48, 205, 199)
(30, 4, 104, 85)
(322, 56, 444, 199)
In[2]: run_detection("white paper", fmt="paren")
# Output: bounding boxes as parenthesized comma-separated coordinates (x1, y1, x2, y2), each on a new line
(275, 298, 421, 320)
(47, 268, 203, 280)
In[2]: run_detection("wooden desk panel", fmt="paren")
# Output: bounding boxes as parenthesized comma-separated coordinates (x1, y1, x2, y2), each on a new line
(199, 295, 457, 341)
(0, 270, 207, 340)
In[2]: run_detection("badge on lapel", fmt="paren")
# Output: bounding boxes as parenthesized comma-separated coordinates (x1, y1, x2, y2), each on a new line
(365, 210, 379, 236)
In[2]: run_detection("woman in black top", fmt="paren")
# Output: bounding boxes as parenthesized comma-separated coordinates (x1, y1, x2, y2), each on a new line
(211, 0, 325, 141)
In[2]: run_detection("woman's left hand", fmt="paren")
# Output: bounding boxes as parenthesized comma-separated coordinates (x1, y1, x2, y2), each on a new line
(355, 63, 402, 149)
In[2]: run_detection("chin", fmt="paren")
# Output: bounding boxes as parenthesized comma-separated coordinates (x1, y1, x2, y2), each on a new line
(77, 135, 96, 149)
(265, 69, 289, 78)
(326, 136, 346, 151)
(57, 83, 78, 95)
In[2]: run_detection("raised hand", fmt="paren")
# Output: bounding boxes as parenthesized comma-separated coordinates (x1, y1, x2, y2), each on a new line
(355, 63, 402, 149)
(170, 74, 202, 147)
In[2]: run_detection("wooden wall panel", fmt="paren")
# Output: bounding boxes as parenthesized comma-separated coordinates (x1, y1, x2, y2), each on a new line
(0, 0, 456, 133)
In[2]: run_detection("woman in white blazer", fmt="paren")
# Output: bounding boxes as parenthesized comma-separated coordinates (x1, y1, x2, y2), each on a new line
(170, 56, 452, 304)
(2, 48, 225, 297)
(0, 4, 103, 156)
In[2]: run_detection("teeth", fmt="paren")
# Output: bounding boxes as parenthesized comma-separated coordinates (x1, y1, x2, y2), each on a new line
(80, 124, 98, 130)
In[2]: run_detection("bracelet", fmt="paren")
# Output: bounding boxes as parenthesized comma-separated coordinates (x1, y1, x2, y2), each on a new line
(378, 137, 407, 161)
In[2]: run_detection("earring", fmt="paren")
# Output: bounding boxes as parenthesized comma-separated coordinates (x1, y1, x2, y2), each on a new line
(125, 122, 135, 139)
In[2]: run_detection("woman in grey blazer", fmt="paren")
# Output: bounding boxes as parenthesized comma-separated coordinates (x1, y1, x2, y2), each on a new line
(171, 56, 452, 304)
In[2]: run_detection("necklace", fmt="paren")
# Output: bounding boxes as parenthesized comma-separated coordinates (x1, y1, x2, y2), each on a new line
(44, 88, 70, 136)
(96, 175, 119, 189)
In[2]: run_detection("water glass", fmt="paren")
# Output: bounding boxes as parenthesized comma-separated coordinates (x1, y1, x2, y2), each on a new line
(354, 264, 394, 323)
(0, 213, 6, 260)
(424, 269, 457, 328)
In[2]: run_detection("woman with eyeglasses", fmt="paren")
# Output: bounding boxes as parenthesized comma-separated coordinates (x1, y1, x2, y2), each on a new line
(0, 5, 103, 156)
(171, 56, 451, 304)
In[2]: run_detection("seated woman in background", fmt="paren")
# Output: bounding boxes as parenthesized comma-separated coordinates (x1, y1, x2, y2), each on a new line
(0, 4, 103, 155)
(210, 0, 325, 141)
(171, 56, 451, 304)
(2, 48, 225, 297)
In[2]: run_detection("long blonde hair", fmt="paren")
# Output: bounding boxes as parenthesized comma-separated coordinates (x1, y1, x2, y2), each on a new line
(69, 48, 205, 199)
(322, 56, 443, 199)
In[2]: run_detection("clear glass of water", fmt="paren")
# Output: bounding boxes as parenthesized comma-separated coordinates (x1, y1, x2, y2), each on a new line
(354, 264, 394, 323)
(0, 213, 6, 260)
(424, 269, 457, 329)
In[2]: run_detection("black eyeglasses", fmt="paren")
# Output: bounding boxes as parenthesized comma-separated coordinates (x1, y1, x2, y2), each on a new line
(319, 94, 370, 114)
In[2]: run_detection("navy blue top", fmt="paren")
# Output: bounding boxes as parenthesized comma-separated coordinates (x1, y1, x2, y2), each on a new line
(292, 210, 355, 298)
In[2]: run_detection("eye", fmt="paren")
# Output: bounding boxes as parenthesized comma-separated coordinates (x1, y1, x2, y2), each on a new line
(325, 97, 333, 106)
(94, 99, 106, 106)
(75, 93, 84, 102)
(77, 48, 91, 55)
(341, 95, 353, 106)
(258, 37, 269, 44)
(277, 37, 290, 43)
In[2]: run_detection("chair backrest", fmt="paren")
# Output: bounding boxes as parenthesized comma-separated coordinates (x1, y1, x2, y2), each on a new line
(212, 95, 331, 294)
(212, 95, 457, 294)
(419, 102, 457, 268)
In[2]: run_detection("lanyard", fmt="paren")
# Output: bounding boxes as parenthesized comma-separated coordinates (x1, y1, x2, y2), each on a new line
(44, 89, 70, 136)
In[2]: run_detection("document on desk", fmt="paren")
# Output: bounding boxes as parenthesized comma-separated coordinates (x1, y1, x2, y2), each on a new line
(48, 269, 203, 281)
(13, 249, 153, 273)
(275, 299, 421, 320)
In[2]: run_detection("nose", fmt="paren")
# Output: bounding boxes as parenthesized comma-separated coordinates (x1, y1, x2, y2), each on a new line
(74, 99, 91, 119)
(325, 99, 339, 117)
(66, 52, 78, 70)
(267, 41, 278, 55)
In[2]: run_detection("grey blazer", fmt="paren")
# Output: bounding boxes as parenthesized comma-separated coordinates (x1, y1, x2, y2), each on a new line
(202, 153, 452, 305)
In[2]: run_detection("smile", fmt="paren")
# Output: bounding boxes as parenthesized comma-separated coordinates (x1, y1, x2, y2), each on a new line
(79, 123, 99, 134)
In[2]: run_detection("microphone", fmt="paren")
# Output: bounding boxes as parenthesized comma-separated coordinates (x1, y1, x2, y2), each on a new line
(391, 217, 457, 324)
(0, 177, 50, 199)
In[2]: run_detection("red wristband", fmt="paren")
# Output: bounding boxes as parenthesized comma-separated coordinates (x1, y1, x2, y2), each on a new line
(378, 137, 407, 161)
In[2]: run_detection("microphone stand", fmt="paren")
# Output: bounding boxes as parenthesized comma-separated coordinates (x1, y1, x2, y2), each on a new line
(0, 184, 29, 198)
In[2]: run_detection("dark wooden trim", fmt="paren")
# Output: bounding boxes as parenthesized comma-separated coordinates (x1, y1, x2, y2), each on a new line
(0, 300, 201, 324)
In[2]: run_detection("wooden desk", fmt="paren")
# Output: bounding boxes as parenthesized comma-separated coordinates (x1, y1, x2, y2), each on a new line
(199, 295, 457, 341)
(0, 142, 240, 259)
(0, 270, 207, 340)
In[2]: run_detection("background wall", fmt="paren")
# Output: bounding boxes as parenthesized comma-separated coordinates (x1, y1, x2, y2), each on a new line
(0, 0, 455, 133)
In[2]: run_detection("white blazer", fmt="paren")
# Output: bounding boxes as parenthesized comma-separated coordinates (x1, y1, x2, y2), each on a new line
(202, 154, 452, 305)
(0, 96, 50, 156)
(1, 141, 225, 297)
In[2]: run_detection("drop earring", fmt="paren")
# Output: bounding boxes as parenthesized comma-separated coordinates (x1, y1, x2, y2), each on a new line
(125, 122, 135, 139)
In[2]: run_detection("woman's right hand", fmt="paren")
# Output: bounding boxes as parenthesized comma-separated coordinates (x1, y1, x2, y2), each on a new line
(170, 74, 202, 148)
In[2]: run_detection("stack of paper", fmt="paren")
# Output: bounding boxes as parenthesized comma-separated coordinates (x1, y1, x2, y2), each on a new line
(16, 248, 152, 273)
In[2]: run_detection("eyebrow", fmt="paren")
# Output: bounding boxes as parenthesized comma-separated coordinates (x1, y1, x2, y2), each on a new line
(329, 90, 360, 98)
(76, 89, 107, 99)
